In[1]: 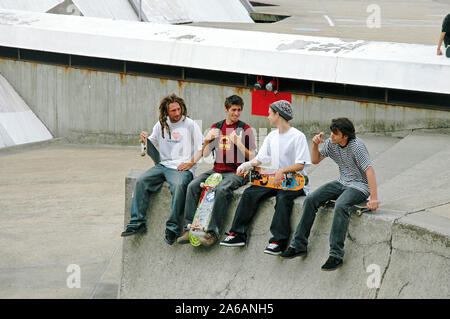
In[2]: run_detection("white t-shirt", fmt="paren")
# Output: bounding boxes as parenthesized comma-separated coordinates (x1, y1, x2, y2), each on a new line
(148, 116, 204, 174)
(255, 127, 312, 193)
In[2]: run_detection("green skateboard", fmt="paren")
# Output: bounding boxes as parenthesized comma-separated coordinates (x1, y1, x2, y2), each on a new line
(187, 173, 223, 246)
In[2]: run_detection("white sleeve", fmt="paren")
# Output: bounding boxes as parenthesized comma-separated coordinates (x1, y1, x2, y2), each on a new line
(148, 122, 160, 147)
(255, 134, 271, 165)
(295, 134, 312, 165)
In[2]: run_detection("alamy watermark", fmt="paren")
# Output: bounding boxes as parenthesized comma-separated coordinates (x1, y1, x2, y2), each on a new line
(66, 264, 81, 288)
(366, 4, 381, 29)
(366, 263, 381, 289)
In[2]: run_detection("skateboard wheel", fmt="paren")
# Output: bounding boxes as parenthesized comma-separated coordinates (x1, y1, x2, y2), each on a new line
(356, 210, 363, 217)
(187, 224, 192, 229)
(200, 183, 205, 188)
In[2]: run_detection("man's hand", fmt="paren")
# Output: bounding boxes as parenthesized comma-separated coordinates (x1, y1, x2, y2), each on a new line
(236, 161, 252, 176)
(312, 132, 325, 146)
(177, 162, 194, 171)
(205, 128, 220, 143)
(367, 198, 380, 211)
(273, 170, 284, 186)
(438, 48, 443, 55)
(140, 131, 149, 143)
(230, 130, 242, 146)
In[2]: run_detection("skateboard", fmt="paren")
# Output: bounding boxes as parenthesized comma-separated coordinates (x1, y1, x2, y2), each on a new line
(140, 138, 160, 164)
(244, 166, 308, 191)
(187, 173, 223, 246)
(322, 200, 371, 216)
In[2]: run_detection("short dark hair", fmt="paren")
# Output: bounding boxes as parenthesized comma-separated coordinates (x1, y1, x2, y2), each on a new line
(224, 95, 244, 110)
(330, 118, 356, 140)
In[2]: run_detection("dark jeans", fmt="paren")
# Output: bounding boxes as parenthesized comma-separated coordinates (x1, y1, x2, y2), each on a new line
(229, 185, 305, 249)
(183, 170, 246, 237)
(127, 164, 193, 236)
(290, 180, 367, 260)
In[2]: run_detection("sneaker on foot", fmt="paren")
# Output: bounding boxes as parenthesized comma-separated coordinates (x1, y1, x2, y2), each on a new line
(199, 232, 218, 247)
(220, 232, 246, 247)
(165, 229, 177, 245)
(121, 224, 146, 237)
(321, 256, 343, 271)
(280, 246, 307, 259)
(264, 242, 282, 255)
(177, 230, 190, 244)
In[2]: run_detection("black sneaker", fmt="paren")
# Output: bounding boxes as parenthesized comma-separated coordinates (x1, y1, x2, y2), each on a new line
(321, 256, 343, 271)
(121, 224, 146, 237)
(220, 232, 246, 247)
(280, 246, 307, 259)
(264, 242, 282, 255)
(165, 229, 177, 245)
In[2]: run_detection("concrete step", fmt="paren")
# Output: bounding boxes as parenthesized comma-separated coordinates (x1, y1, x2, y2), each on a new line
(371, 133, 450, 186)
(378, 146, 450, 212)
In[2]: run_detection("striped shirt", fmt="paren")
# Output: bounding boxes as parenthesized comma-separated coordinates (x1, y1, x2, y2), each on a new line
(319, 137, 372, 196)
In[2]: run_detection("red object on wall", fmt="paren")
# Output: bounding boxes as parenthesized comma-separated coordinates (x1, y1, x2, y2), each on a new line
(251, 90, 292, 116)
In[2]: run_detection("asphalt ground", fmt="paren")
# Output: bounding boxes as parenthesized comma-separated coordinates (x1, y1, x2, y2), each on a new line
(193, 0, 450, 45)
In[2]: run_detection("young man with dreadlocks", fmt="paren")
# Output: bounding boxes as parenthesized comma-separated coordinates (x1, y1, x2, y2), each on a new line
(121, 94, 204, 245)
(177, 95, 256, 246)
(281, 118, 380, 271)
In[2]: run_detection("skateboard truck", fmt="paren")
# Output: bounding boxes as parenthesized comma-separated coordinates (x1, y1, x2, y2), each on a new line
(140, 141, 146, 157)
(322, 200, 371, 217)
(187, 224, 205, 231)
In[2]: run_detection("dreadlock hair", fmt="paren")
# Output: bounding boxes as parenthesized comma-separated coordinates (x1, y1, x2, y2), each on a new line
(158, 94, 188, 139)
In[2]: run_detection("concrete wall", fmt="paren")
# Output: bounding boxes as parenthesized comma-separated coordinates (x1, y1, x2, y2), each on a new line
(119, 170, 450, 299)
(1, 59, 449, 145)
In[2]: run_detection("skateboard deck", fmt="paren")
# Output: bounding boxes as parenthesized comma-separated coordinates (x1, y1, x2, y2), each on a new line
(245, 166, 308, 191)
(140, 138, 160, 164)
(323, 199, 371, 216)
(187, 173, 223, 246)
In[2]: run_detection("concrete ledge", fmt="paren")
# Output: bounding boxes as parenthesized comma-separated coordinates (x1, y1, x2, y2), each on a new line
(120, 169, 450, 299)
(0, 137, 67, 156)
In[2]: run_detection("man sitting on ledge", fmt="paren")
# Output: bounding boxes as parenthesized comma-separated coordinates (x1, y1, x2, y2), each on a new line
(281, 118, 379, 271)
(121, 94, 203, 245)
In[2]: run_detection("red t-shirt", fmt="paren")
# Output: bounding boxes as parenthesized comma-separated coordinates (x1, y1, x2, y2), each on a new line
(210, 121, 256, 173)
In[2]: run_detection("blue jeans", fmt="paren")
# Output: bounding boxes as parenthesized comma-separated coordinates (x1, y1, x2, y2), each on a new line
(127, 164, 193, 235)
(290, 181, 367, 259)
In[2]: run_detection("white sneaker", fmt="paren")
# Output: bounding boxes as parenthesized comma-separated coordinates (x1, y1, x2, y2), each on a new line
(264, 242, 282, 255)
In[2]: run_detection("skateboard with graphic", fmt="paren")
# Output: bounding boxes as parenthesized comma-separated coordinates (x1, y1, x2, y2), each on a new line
(244, 166, 308, 191)
(187, 173, 223, 246)
(323, 199, 371, 216)
(140, 138, 160, 164)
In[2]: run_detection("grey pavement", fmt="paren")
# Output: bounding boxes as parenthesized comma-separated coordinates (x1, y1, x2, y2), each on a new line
(193, 0, 450, 45)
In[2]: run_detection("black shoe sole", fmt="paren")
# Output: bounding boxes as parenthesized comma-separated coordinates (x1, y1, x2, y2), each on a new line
(321, 263, 343, 271)
(280, 251, 307, 259)
(165, 238, 175, 245)
(121, 226, 146, 237)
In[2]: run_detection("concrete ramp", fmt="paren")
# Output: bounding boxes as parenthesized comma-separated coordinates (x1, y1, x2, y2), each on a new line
(0, 73, 52, 148)
(120, 140, 450, 299)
